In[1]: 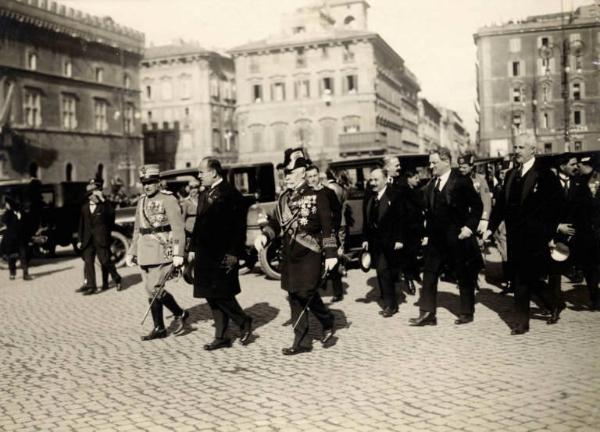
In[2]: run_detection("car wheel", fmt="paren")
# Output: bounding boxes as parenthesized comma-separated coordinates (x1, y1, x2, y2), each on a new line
(258, 237, 281, 280)
(110, 231, 129, 268)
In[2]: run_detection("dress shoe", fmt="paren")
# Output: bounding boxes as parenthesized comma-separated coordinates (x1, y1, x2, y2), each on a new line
(379, 307, 398, 318)
(546, 305, 565, 325)
(83, 288, 97, 296)
(406, 279, 416, 295)
(510, 324, 529, 335)
(23, 274, 33, 281)
(240, 317, 253, 345)
(9, 274, 15, 281)
(115, 281, 124, 292)
(75, 285, 89, 293)
(141, 327, 167, 341)
(331, 295, 344, 303)
(282, 346, 312, 356)
(172, 310, 189, 334)
(321, 326, 335, 344)
(203, 338, 232, 351)
(409, 312, 437, 326)
(454, 314, 474, 325)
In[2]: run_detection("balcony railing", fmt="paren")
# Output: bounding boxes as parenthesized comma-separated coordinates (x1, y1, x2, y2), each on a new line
(339, 131, 387, 156)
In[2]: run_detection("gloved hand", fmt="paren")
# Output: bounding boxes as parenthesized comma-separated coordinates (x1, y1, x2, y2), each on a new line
(393, 242, 403, 250)
(254, 234, 268, 252)
(125, 254, 136, 267)
(221, 254, 238, 273)
(477, 220, 489, 235)
(187, 251, 195, 262)
(458, 226, 473, 240)
(324, 257, 338, 272)
(173, 256, 184, 268)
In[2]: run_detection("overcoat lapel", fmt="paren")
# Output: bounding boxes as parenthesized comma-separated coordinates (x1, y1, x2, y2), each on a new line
(521, 166, 538, 204)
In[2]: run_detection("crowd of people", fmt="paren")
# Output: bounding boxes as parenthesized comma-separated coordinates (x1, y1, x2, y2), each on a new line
(2, 130, 599, 351)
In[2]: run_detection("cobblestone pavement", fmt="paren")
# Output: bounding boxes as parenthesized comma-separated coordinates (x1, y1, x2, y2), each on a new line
(1, 250, 599, 432)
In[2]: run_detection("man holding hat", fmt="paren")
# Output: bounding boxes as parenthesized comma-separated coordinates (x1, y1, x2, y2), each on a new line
(77, 179, 122, 294)
(255, 149, 339, 355)
(125, 164, 189, 341)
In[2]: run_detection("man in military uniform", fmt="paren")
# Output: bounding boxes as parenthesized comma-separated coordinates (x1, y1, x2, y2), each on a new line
(255, 149, 338, 355)
(125, 164, 189, 341)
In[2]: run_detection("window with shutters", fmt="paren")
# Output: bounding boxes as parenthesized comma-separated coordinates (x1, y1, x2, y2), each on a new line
(23, 88, 42, 127)
(295, 79, 310, 99)
(94, 99, 108, 132)
(63, 58, 72, 77)
(95, 67, 104, 83)
(344, 74, 358, 94)
(27, 52, 37, 70)
(252, 84, 263, 103)
(320, 77, 334, 96)
(509, 38, 521, 53)
(572, 82, 582, 100)
(124, 103, 135, 134)
(296, 48, 306, 68)
(272, 82, 286, 101)
(61, 94, 77, 130)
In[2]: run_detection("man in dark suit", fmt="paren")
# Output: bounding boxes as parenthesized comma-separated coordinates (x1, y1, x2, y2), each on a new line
(363, 167, 407, 317)
(487, 131, 563, 335)
(78, 179, 122, 294)
(410, 147, 483, 326)
(190, 158, 253, 351)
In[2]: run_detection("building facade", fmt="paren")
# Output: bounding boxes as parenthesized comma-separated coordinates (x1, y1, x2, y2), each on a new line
(438, 106, 471, 161)
(0, 0, 144, 185)
(229, 0, 420, 164)
(417, 97, 441, 153)
(474, 4, 600, 157)
(141, 42, 237, 170)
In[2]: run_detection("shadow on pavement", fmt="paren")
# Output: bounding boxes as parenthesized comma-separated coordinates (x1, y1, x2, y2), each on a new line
(563, 283, 593, 311)
(355, 276, 382, 306)
(120, 273, 142, 289)
(244, 302, 280, 330)
(31, 266, 75, 278)
(476, 287, 514, 329)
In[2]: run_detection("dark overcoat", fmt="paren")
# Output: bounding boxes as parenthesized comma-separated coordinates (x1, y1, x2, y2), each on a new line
(423, 169, 484, 276)
(489, 160, 562, 280)
(191, 181, 246, 299)
(78, 201, 115, 249)
(0, 208, 25, 256)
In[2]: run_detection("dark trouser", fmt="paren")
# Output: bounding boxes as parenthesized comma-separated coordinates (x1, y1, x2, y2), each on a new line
(326, 263, 344, 298)
(583, 264, 600, 307)
(514, 274, 560, 327)
(420, 268, 477, 316)
(150, 291, 184, 330)
(207, 297, 249, 340)
(289, 291, 334, 349)
(374, 250, 398, 311)
(8, 242, 29, 277)
(83, 243, 121, 288)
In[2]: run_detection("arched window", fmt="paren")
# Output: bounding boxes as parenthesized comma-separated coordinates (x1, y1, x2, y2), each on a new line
(65, 162, 73, 182)
(96, 163, 105, 186)
(29, 162, 39, 179)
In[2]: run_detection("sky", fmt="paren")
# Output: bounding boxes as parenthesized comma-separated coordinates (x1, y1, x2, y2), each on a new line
(63, 0, 595, 138)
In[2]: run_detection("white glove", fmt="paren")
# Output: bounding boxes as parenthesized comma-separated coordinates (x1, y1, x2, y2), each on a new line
(477, 220, 489, 235)
(187, 251, 195, 262)
(393, 242, 403, 251)
(458, 226, 473, 240)
(254, 234, 268, 252)
(173, 256, 184, 268)
(422, 237, 428, 246)
(324, 257, 338, 272)
(483, 230, 492, 241)
(125, 254, 136, 267)
(361, 241, 369, 251)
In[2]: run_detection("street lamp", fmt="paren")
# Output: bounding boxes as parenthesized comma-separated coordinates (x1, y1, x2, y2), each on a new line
(538, 34, 585, 152)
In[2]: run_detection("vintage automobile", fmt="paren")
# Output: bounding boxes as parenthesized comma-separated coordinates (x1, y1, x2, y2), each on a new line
(112, 162, 280, 272)
(0, 179, 88, 258)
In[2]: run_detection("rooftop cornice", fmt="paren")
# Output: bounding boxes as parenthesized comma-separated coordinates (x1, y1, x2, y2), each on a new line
(0, 0, 145, 54)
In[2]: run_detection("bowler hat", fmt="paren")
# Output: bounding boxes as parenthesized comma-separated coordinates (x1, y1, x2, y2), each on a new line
(458, 153, 475, 166)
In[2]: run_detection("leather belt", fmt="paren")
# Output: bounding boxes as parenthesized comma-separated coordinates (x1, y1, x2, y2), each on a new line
(140, 225, 172, 235)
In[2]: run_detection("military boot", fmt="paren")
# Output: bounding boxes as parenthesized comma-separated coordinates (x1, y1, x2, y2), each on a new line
(141, 299, 167, 341)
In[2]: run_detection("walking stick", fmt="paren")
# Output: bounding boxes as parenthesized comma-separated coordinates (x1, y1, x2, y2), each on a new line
(292, 269, 329, 331)
(140, 265, 179, 325)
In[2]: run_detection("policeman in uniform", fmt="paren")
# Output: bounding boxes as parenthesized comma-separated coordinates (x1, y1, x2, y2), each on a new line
(255, 149, 338, 355)
(125, 164, 189, 341)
